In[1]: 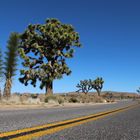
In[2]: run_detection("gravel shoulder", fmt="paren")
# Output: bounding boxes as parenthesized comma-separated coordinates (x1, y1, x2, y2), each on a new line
(0, 102, 116, 110)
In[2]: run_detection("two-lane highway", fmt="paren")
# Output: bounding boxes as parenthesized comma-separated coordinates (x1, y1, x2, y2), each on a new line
(0, 100, 139, 140)
(0, 100, 135, 132)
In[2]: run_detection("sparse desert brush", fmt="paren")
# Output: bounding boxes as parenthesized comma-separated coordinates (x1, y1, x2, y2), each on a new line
(45, 95, 64, 104)
(64, 93, 80, 103)
(79, 94, 106, 103)
(45, 95, 57, 103)
(30, 94, 38, 99)
(68, 96, 79, 103)
(65, 93, 106, 103)
(56, 95, 64, 104)
(91, 95, 106, 103)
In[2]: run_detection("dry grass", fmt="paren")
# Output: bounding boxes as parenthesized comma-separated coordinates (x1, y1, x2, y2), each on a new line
(60, 93, 107, 103)
(1, 91, 138, 107)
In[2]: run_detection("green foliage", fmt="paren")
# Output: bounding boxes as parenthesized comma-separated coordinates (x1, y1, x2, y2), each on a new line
(18, 18, 81, 94)
(76, 79, 92, 94)
(4, 33, 19, 79)
(92, 77, 104, 96)
(3, 32, 19, 97)
(76, 77, 104, 96)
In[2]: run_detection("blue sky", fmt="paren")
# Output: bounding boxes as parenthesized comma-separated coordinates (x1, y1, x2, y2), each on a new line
(0, 0, 140, 93)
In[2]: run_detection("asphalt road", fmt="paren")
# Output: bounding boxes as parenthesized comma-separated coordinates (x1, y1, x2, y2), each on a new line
(39, 103, 140, 140)
(0, 100, 136, 133)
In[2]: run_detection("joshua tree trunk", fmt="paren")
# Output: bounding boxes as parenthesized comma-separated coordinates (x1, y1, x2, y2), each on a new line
(45, 81, 53, 95)
(97, 89, 101, 96)
(3, 78, 12, 98)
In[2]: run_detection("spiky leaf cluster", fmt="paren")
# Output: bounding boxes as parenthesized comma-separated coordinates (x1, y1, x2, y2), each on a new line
(19, 18, 81, 89)
(76, 79, 92, 94)
(91, 77, 104, 92)
(4, 33, 19, 79)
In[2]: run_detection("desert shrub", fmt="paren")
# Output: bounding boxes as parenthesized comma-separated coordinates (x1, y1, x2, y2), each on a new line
(78, 94, 90, 103)
(92, 96, 106, 103)
(56, 95, 64, 104)
(69, 96, 79, 103)
(38, 94, 45, 102)
(80, 94, 106, 103)
(104, 92, 113, 99)
(31, 94, 38, 99)
(45, 95, 64, 104)
(45, 95, 57, 103)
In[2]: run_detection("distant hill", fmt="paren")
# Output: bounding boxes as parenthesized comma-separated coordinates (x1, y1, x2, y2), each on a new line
(65, 91, 139, 98)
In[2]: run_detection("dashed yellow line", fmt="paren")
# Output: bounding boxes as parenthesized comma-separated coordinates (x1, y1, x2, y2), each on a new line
(0, 103, 139, 140)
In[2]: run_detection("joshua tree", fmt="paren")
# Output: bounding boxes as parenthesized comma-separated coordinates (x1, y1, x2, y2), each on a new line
(136, 88, 140, 99)
(136, 87, 140, 94)
(92, 77, 104, 96)
(76, 79, 92, 94)
(3, 33, 19, 98)
(18, 18, 81, 95)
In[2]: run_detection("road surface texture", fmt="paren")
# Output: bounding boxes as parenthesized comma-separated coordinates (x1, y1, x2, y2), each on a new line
(36, 103, 140, 140)
(0, 100, 136, 133)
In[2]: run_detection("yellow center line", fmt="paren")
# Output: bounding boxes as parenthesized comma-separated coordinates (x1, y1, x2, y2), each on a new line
(0, 103, 139, 140)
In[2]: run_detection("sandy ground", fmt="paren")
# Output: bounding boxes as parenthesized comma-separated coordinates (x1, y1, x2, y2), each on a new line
(0, 102, 116, 110)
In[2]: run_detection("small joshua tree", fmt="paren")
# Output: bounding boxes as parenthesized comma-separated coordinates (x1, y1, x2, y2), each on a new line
(92, 77, 104, 96)
(136, 88, 140, 99)
(76, 79, 92, 94)
(137, 88, 140, 94)
(19, 18, 81, 95)
(3, 33, 19, 98)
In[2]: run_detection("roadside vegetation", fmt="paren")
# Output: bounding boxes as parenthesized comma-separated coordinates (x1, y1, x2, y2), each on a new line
(0, 18, 139, 106)
(3, 33, 19, 98)
(19, 18, 81, 95)
(0, 91, 139, 106)
(76, 77, 104, 96)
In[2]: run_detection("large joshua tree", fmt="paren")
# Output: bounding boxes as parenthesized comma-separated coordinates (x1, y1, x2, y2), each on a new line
(92, 77, 104, 96)
(3, 33, 19, 98)
(19, 18, 81, 95)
